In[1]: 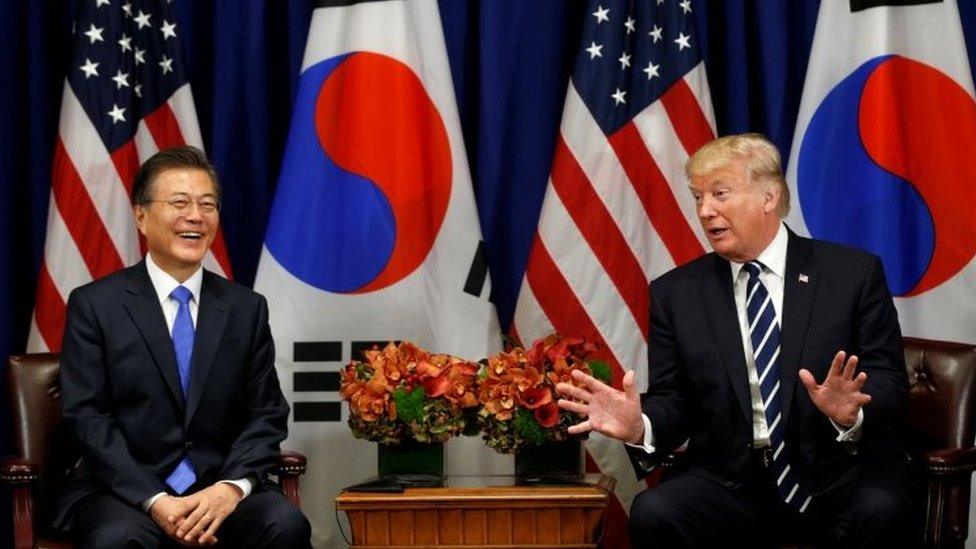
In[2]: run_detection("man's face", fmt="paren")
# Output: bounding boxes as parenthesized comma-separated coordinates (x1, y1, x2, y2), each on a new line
(689, 159, 780, 263)
(134, 167, 218, 280)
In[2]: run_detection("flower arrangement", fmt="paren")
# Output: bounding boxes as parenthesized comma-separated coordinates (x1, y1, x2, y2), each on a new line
(477, 334, 611, 454)
(340, 341, 480, 445)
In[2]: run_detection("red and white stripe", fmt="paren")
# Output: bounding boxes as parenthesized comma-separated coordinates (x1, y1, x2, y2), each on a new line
(28, 82, 232, 352)
(512, 62, 717, 546)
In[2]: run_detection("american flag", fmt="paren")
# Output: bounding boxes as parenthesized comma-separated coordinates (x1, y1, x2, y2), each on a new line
(512, 0, 715, 544)
(28, 0, 232, 353)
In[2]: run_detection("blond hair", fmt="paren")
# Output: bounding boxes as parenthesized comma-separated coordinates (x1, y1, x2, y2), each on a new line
(685, 133, 790, 217)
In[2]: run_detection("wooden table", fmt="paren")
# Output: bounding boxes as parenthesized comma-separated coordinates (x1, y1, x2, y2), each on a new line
(335, 474, 615, 548)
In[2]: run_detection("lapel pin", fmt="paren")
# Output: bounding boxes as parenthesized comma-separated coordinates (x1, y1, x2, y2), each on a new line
(798, 273, 809, 283)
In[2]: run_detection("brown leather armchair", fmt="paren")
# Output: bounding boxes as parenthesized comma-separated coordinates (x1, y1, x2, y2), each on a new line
(0, 353, 307, 549)
(903, 337, 976, 548)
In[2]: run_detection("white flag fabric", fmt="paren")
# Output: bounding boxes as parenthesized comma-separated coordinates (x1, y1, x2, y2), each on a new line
(253, 0, 502, 545)
(785, 0, 976, 345)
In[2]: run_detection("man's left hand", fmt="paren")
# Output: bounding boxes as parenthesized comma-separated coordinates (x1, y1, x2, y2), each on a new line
(174, 482, 243, 545)
(799, 350, 871, 427)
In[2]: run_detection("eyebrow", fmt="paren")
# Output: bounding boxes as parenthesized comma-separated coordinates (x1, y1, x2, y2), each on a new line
(167, 192, 217, 198)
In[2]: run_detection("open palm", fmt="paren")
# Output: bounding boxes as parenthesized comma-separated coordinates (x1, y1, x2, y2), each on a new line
(556, 369, 645, 444)
(799, 350, 871, 427)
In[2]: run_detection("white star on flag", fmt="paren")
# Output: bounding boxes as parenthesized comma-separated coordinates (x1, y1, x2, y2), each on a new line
(111, 70, 130, 89)
(625, 16, 636, 34)
(83, 23, 104, 44)
(586, 42, 603, 59)
(643, 61, 660, 79)
(79, 58, 99, 78)
(593, 5, 610, 24)
(134, 10, 151, 29)
(134, 47, 146, 65)
(158, 55, 174, 74)
(675, 32, 691, 51)
(649, 24, 663, 43)
(107, 104, 126, 123)
(618, 52, 631, 69)
(118, 34, 132, 52)
(611, 87, 627, 105)
(679, 0, 692, 14)
(160, 20, 177, 40)
(95, 0, 110, 7)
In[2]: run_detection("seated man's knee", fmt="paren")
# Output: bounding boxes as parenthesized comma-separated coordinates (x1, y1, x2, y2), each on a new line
(263, 502, 311, 545)
(630, 489, 681, 544)
(78, 521, 162, 549)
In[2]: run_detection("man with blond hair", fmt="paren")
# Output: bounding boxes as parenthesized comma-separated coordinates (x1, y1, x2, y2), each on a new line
(558, 134, 918, 547)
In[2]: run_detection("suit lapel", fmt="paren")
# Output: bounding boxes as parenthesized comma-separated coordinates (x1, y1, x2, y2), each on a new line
(701, 255, 752, 424)
(780, 230, 819, 420)
(184, 271, 228, 426)
(122, 262, 184, 412)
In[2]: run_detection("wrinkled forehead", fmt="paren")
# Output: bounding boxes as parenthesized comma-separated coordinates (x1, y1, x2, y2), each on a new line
(150, 167, 218, 197)
(688, 159, 751, 191)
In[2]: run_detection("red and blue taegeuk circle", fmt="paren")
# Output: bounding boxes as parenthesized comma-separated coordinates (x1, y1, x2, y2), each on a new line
(798, 55, 976, 296)
(265, 52, 452, 293)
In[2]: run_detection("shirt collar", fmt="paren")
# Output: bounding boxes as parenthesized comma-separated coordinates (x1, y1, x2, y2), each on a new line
(729, 223, 788, 281)
(145, 253, 203, 305)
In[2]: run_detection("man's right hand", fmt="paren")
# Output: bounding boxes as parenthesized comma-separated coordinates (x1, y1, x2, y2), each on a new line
(556, 369, 645, 444)
(150, 495, 200, 545)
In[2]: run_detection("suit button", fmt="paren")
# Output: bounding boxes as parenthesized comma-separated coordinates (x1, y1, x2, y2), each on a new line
(185, 441, 194, 449)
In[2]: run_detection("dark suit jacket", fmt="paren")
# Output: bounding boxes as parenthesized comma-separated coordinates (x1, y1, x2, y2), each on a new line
(54, 261, 289, 527)
(629, 230, 909, 495)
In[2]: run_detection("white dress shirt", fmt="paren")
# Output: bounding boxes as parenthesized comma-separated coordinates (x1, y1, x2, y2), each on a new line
(142, 253, 252, 512)
(632, 223, 862, 453)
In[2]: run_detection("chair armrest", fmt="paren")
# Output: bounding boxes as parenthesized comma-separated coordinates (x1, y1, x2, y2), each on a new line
(1, 458, 39, 549)
(919, 447, 976, 475)
(276, 451, 307, 478)
(0, 458, 38, 485)
(276, 452, 306, 508)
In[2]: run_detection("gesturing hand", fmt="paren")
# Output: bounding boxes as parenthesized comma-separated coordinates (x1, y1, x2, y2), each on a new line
(798, 350, 871, 427)
(174, 482, 243, 545)
(556, 369, 644, 444)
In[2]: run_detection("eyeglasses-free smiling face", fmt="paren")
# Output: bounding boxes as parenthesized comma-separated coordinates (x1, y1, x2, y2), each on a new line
(689, 158, 781, 263)
(134, 167, 219, 282)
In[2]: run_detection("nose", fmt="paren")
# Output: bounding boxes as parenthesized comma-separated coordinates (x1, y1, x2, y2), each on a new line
(181, 202, 206, 221)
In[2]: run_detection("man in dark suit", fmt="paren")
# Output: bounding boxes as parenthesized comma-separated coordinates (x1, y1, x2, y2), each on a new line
(56, 146, 311, 548)
(557, 134, 918, 547)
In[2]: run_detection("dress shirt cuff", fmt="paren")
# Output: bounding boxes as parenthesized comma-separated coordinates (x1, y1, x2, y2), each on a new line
(831, 408, 864, 442)
(143, 492, 167, 513)
(625, 414, 656, 454)
(219, 478, 253, 499)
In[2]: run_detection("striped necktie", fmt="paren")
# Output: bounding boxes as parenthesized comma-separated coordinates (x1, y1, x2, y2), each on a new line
(743, 261, 811, 513)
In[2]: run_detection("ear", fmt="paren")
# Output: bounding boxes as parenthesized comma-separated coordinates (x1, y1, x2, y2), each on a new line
(133, 205, 148, 236)
(762, 184, 780, 215)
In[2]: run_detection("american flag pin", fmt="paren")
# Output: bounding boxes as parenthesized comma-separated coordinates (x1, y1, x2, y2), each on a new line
(799, 273, 810, 283)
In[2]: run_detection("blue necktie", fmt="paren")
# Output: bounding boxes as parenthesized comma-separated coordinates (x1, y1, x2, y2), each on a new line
(166, 285, 197, 494)
(743, 261, 811, 513)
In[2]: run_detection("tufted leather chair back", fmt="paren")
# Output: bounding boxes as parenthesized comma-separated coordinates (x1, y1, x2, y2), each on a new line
(903, 337, 976, 454)
(900, 337, 976, 548)
(7, 354, 80, 526)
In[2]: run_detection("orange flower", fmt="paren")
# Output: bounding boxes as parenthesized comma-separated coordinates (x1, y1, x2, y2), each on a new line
(534, 402, 560, 428)
(520, 386, 553, 409)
